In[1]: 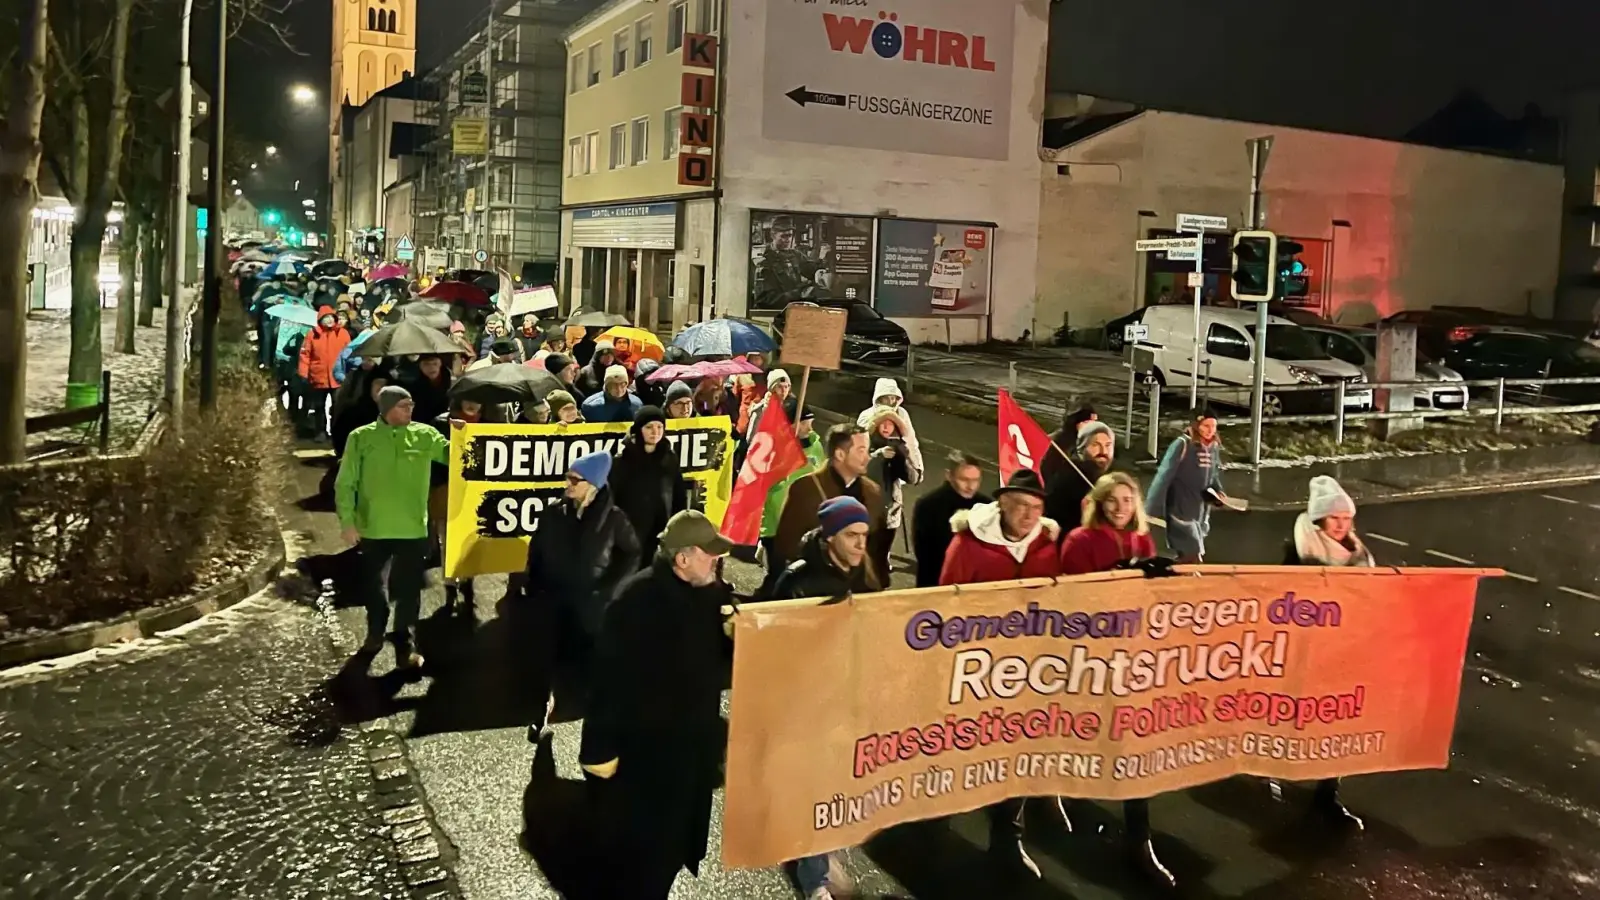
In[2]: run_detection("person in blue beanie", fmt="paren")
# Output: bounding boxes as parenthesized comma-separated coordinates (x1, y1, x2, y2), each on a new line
(515, 449, 640, 741)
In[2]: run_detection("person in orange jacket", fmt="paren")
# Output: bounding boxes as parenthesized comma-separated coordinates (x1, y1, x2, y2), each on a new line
(299, 305, 352, 440)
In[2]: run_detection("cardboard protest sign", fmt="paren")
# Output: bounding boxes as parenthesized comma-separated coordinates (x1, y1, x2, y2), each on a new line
(445, 418, 734, 577)
(722, 566, 1485, 869)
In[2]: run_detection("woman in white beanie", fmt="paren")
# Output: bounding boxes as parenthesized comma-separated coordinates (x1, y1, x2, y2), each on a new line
(1280, 474, 1370, 828)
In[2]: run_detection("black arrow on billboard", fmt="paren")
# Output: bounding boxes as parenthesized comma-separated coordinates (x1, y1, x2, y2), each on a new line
(785, 86, 846, 108)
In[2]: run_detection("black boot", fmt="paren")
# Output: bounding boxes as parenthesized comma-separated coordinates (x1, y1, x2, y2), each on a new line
(458, 580, 476, 616)
(1313, 779, 1363, 829)
(1125, 800, 1175, 888)
(444, 582, 459, 609)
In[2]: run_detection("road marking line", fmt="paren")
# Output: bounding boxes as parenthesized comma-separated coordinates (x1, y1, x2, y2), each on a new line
(1366, 532, 1410, 547)
(1542, 494, 1580, 504)
(1425, 549, 1476, 565)
(1504, 571, 1539, 584)
(1558, 586, 1600, 601)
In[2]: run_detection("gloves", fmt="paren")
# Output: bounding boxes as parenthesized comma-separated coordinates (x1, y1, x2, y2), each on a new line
(1117, 556, 1179, 578)
(583, 758, 618, 779)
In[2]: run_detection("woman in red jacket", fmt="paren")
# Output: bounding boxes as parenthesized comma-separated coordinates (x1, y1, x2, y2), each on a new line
(1058, 470, 1173, 888)
(298, 305, 351, 440)
(1059, 472, 1157, 575)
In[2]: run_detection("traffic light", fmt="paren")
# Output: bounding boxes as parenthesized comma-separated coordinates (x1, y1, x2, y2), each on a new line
(1230, 230, 1277, 302)
(1277, 239, 1309, 299)
(263, 209, 281, 225)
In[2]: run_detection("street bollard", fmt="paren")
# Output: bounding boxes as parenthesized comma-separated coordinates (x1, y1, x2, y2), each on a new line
(1146, 379, 1162, 459)
(1124, 367, 1137, 448)
(1008, 361, 1017, 393)
(1494, 377, 1505, 432)
(1202, 358, 1212, 389)
(1334, 380, 1346, 445)
(906, 349, 916, 397)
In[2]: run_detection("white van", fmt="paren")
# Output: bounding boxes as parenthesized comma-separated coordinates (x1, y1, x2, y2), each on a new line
(1135, 306, 1372, 415)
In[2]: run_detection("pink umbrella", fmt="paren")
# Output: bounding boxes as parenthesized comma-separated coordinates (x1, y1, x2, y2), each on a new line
(367, 263, 410, 282)
(645, 358, 762, 383)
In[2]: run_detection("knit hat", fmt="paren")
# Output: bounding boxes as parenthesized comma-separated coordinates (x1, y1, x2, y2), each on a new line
(1307, 475, 1355, 521)
(377, 385, 412, 417)
(766, 368, 791, 389)
(605, 364, 630, 385)
(546, 389, 577, 415)
(818, 496, 870, 538)
(665, 380, 693, 405)
(568, 449, 613, 486)
(544, 353, 573, 376)
(1076, 420, 1115, 454)
(594, 338, 615, 353)
(632, 405, 666, 435)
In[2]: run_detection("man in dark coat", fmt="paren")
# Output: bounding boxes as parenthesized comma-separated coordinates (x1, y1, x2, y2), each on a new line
(774, 423, 884, 574)
(910, 451, 990, 587)
(608, 405, 687, 565)
(518, 449, 640, 739)
(1040, 404, 1097, 487)
(575, 338, 618, 396)
(771, 496, 881, 603)
(580, 510, 732, 899)
(1044, 420, 1116, 534)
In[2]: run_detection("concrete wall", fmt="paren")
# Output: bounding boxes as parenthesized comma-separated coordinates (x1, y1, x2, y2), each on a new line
(1039, 111, 1564, 329)
(716, 0, 1050, 342)
(1557, 87, 1600, 322)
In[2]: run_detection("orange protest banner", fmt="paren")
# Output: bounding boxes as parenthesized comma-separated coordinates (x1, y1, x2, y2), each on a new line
(722, 566, 1488, 869)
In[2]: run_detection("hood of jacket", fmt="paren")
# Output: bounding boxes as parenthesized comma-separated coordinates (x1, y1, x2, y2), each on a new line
(871, 377, 903, 404)
(951, 501, 1059, 563)
(312, 306, 341, 334)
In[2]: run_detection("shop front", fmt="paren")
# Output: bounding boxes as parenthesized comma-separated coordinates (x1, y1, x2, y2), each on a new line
(568, 202, 679, 330)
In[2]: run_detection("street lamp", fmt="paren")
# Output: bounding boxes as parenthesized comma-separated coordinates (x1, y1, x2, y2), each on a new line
(301, 198, 315, 207)
(265, 145, 278, 156)
(249, 162, 258, 170)
(289, 84, 316, 105)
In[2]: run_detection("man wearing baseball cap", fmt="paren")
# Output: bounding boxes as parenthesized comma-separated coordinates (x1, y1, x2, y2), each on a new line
(578, 510, 733, 898)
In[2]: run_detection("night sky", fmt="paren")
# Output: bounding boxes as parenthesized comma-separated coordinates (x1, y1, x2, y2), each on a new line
(221, 0, 1600, 204)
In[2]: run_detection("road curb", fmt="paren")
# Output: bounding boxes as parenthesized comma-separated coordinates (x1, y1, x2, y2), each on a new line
(0, 530, 287, 670)
(356, 723, 464, 899)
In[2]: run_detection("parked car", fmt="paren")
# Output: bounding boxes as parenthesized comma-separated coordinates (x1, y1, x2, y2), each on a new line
(1305, 326, 1468, 411)
(1439, 331, 1600, 405)
(772, 299, 910, 367)
(1100, 301, 1327, 353)
(1381, 307, 1586, 361)
(1135, 306, 1370, 415)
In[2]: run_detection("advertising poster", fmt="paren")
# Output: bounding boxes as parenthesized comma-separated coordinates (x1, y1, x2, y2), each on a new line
(875, 219, 993, 317)
(722, 567, 1482, 868)
(445, 418, 734, 578)
(761, 0, 1019, 160)
(748, 210, 874, 313)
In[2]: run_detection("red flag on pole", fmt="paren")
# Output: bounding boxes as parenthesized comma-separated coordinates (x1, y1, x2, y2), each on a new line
(719, 399, 807, 546)
(997, 389, 1051, 483)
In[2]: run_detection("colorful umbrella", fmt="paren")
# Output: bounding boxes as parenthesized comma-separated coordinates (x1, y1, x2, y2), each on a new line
(671, 318, 776, 358)
(264, 302, 321, 328)
(565, 308, 630, 328)
(263, 259, 303, 278)
(367, 263, 410, 282)
(644, 358, 763, 383)
(599, 326, 665, 364)
(421, 280, 492, 307)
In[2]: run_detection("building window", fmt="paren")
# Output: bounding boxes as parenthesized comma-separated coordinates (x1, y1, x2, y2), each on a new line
(586, 44, 600, 86)
(695, 0, 712, 34)
(668, 1, 687, 52)
(1591, 221, 1600, 248)
(664, 107, 682, 158)
(567, 136, 583, 176)
(613, 29, 629, 76)
(635, 17, 653, 66)
(631, 117, 649, 165)
(367, 7, 376, 30)
(609, 123, 627, 169)
(584, 132, 599, 174)
(569, 53, 582, 93)
(387, 9, 396, 32)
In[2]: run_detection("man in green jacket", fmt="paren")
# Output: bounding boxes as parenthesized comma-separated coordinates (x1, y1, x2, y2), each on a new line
(336, 385, 452, 669)
(757, 400, 825, 598)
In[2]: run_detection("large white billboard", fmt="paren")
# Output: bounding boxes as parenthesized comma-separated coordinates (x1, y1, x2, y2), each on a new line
(761, 0, 1017, 161)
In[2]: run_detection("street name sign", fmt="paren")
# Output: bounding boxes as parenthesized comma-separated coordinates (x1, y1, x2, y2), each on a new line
(1135, 237, 1200, 252)
(1176, 213, 1228, 233)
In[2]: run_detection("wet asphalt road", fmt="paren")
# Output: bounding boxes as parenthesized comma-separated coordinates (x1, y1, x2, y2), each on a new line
(284, 434, 1600, 899)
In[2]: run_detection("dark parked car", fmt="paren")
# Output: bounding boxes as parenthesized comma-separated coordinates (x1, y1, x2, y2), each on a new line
(772, 299, 910, 367)
(1440, 331, 1600, 404)
(1383, 307, 1587, 361)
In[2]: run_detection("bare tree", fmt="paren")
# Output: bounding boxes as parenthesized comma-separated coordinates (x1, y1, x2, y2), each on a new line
(0, 0, 50, 463)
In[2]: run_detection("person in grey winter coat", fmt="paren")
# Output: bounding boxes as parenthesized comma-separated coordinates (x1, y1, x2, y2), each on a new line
(1144, 408, 1231, 562)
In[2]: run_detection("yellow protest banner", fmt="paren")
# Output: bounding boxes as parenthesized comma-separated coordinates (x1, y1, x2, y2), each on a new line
(722, 566, 1489, 869)
(444, 418, 734, 578)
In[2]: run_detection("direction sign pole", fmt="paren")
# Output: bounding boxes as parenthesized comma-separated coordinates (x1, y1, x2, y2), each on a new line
(1189, 225, 1205, 409)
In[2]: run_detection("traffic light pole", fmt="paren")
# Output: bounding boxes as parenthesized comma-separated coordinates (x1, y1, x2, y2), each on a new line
(1247, 139, 1270, 466)
(198, 0, 226, 410)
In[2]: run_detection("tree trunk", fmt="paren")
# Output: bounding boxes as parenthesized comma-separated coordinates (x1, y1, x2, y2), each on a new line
(0, 0, 49, 464)
(114, 215, 138, 353)
(138, 207, 160, 327)
(66, 224, 104, 396)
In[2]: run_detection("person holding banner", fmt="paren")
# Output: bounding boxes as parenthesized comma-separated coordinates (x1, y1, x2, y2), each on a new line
(663, 380, 696, 420)
(938, 468, 1063, 879)
(578, 510, 733, 899)
(581, 365, 644, 423)
(609, 406, 688, 566)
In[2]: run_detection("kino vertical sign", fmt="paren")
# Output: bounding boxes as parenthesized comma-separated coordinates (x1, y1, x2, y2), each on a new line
(679, 33, 719, 187)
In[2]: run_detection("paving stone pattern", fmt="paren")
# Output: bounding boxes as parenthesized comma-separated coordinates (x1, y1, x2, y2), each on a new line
(0, 598, 410, 899)
(25, 309, 167, 452)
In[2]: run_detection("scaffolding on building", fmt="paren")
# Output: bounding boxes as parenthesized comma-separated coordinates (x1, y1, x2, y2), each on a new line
(411, 0, 598, 282)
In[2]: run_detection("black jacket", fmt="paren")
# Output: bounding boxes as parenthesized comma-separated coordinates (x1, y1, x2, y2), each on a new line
(608, 436, 688, 565)
(580, 557, 729, 876)
(1044, 456, 1105, 535)
(910, 483, 991, 587)
(523, 486, 640, 636)
(770, 527, 882, 602)
(575, 358, 612, 398)
(401, 368, 452, 425)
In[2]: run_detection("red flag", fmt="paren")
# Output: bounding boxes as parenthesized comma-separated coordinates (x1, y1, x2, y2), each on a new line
(997, 389, 1051, 483)
(720, 399, 807, 546)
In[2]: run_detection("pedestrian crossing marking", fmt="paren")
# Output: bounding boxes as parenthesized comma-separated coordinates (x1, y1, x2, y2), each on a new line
(1366, 532, 1409, 547)
(1541, 494, 1580, 504)
(1557, 586, 1600, 601)
(1503, 571, 1539, 584)
(1424, 549, 1476, 565)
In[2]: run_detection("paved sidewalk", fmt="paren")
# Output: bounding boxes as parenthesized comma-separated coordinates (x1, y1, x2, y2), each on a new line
(0, 594, 409, 899)
(25, 307, 168, 451)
